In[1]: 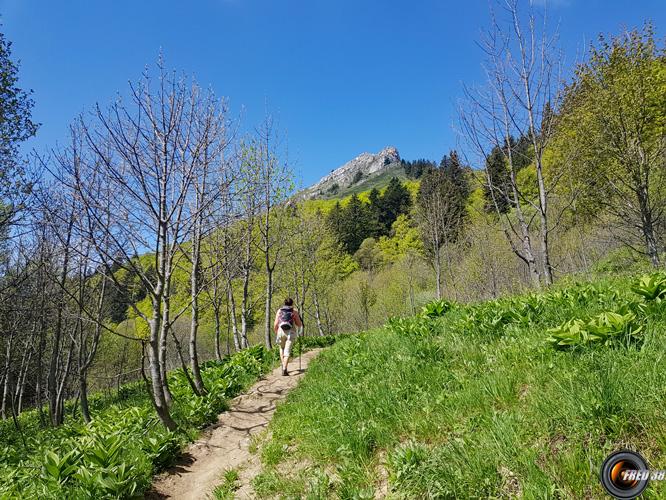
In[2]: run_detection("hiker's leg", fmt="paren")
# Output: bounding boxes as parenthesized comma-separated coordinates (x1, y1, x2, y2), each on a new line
(279, 332, 288, 370)
(283, 334, 293, 371)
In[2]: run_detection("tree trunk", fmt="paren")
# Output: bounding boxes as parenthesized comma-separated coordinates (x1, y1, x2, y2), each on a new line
(312, 289, 325, 336)
(508, 153, 542, 289)
(159, 294, 173, 406)
(171, 329, 200, 395)
(53, 339, 74, 426)
(1, 344, 11, 420)
(637, 183, 661, 267)
(214, 302, 223, 360)
(16, 349, 31, 415)
(48, 217, 73, 426)
(148, 316, 177, 431)
(240, 256, 251, 349)
(227, 284, 241, 351)
(189, 234, 206, 395)
(264, 267, 273, 349)
(79, 373, 91, 423)
(433, 242, 442, 300)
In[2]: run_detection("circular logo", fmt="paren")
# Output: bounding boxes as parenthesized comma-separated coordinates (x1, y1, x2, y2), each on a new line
(600, 450, 650, 499)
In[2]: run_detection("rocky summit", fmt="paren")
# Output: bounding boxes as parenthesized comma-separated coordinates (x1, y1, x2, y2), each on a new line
(304, 146, 401, 198)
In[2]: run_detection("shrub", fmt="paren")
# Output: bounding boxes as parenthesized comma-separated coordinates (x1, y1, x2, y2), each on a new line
(421, 299, 455, 318)
(631, 272, 666, 302)
(547, 307, 644, 348)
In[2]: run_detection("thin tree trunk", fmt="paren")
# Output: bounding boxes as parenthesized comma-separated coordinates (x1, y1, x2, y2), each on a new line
(189, 231, 206, 395)
(507, 147, 541, 289)
(53, 338, 74, 426)
(264, 267, 273, 349)
(214, 302, 223, 360)
(1, 337, 11, 420)
(434, 242, 442, 300)
(637, 183, 661, 267)
(159, 291, 173, 406)
(240, 247, 251, 349)
(48, 217, 73, 426)
(79, 374, 91, 423)
(312, 289, 325, 337)
(16, 350, 31, 415)
(227, 284, 241, 351)
(171, 329, 200, 395)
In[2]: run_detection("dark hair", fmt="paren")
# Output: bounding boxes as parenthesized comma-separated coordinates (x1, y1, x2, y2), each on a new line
(284, 298, 294, 307)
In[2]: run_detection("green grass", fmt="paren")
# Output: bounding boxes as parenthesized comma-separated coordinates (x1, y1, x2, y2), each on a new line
(213, 468, 241, 499)
(0, 345, 279, 499)
(255, 274, 666, 498)
(319, 164, 408, 200)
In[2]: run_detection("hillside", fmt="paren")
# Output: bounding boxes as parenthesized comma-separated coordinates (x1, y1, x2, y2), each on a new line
(252, 274, 666, 498)
(301, 146, 403, 200)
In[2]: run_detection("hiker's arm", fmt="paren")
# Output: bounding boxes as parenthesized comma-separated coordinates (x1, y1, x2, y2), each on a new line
(273, 311, 280, 333)
(294, 310, 303, 328)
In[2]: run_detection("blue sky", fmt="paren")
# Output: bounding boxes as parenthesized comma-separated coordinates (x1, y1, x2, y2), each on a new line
(1, 0, 664, 185)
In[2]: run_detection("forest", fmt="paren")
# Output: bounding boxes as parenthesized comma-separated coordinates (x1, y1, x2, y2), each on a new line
(0, 0, 664, 497)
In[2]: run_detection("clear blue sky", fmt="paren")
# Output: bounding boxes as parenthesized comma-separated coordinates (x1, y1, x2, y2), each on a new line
(1, 0, 664, 185)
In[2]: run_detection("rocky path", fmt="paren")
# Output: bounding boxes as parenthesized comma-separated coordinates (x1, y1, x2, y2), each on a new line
(147, 349, 321, 499)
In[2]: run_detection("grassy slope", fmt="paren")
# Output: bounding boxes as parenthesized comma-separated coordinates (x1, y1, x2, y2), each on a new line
(253, 276, 666, 498)
(312, 164, 408, 200)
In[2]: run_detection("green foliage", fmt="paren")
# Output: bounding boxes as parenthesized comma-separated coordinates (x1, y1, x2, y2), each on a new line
(213, 469, 240, 499)
(401, 158, 435, 179)
(255, 275, 666, 498)
(420, 298, 455, 318)
(416, 151, 469, 256)
(327, 179, 413, 255)
(631, 272, 666, 302)
(0, 345, 275, 498)
(0, 30, 38, 205)
(387, 316, 433, 338)
(547, 308, 644, 348)
(553, 24, 666, 262)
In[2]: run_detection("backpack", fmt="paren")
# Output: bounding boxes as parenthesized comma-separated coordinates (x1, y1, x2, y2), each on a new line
(278, 306, 294, 331)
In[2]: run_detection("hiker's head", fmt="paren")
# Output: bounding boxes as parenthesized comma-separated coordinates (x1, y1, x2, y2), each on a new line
(284, 298, 294, 307)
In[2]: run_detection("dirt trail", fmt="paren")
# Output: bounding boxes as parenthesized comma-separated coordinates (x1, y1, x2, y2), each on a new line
(147, 349, 321, 500)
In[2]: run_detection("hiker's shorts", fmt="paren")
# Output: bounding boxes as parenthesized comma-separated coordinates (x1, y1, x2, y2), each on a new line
(277, 329, 294, 357)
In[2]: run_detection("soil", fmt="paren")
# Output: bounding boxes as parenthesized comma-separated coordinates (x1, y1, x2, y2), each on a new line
(147, 349, 321, 499)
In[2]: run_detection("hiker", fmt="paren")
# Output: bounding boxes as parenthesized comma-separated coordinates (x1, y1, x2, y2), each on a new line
(274, 298, 302, 376)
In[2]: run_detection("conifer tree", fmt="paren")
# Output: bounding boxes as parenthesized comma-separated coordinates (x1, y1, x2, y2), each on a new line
(379, 177, 411, 234)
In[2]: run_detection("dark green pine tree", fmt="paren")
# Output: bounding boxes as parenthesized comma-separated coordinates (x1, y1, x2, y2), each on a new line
(440, 150, 469, 201)
(367, 187, 384, 238)
(511, 134, 533, 171)
(341, 194, 373, 254)
(326, 201, 345, 243)
(483, 145, 511, 213)
(379, 177, 411, 234)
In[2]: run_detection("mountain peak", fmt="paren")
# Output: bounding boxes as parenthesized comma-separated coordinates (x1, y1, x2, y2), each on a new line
(305, 146, 401, 198)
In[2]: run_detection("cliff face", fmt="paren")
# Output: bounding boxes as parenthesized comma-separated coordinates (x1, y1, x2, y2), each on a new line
(305, 146, 401, 198)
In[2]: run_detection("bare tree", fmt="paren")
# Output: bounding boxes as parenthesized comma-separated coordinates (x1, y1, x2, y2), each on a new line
(460, 0, 562, 287)
(52, 63, 229, 430)
(416, 166, 466, 300)
(249, 118, 293, 349)
(204, 172, 243, 357)
(178, 87, 230, 395)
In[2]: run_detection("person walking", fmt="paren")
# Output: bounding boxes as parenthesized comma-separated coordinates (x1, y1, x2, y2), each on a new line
(274, 298, 302, 376)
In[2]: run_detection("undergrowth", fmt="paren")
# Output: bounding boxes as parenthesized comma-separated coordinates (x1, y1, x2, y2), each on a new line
(0, 345, 277, 499)
(254, 273, 666, 498)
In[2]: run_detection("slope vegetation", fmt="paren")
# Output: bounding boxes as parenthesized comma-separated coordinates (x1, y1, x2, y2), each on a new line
(253, 274, 666, 498)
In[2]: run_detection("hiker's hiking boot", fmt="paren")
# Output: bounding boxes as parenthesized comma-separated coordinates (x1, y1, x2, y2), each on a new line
(282, 368, 289, 376)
